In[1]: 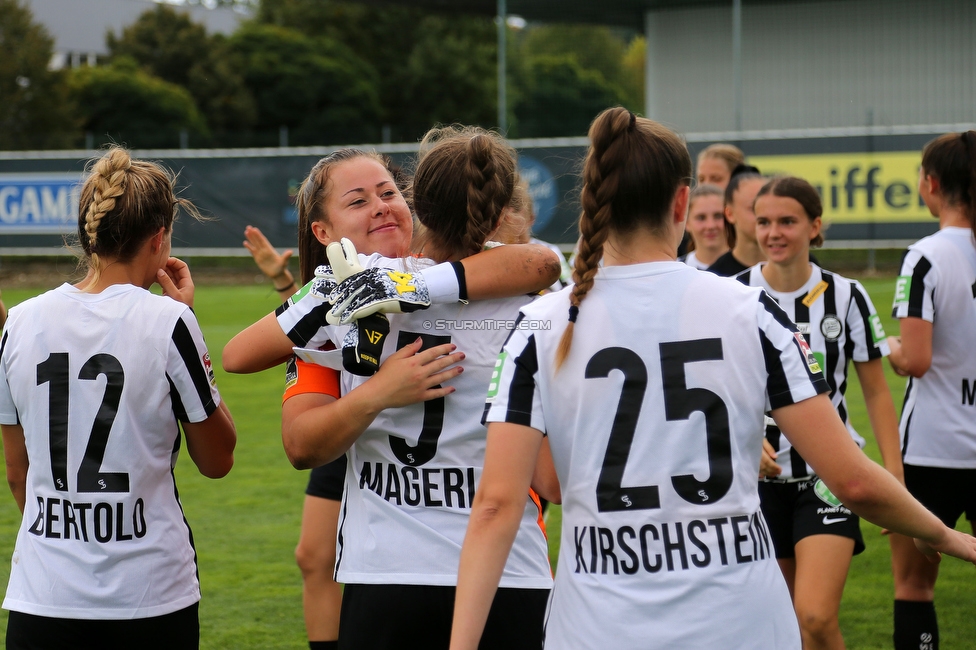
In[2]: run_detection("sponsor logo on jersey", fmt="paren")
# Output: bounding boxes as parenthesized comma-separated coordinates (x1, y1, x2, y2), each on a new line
(820, 315, 843, 342)
(202, 352, 216, 386)
(814, 479, 842, 507)
(486, 352, 507, 402)
(893, 275, 911, 305)
(793, 332, 822, 374)
(802, 280, 829, 307)
(795, 322, 811, 335)
(868, 313, 886, 344)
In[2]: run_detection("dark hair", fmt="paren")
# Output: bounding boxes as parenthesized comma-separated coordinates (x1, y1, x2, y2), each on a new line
(411, 125, 518, 260)
(723, 165, 764, 249)
(296, 148, 391, 284)
(755, 176, 825, 248)
(921, 131, 976, 240)
(78, 147, 196, 289)
(556, 107, 692, 368)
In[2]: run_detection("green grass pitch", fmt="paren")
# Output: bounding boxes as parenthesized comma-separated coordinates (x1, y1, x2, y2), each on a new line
(0, 276, 972, 648)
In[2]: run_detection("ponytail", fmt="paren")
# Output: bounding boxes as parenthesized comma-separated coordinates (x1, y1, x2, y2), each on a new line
(555, 108, 691, 370)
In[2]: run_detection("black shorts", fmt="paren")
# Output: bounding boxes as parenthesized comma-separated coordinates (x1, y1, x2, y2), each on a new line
(904, 464, 976, 528)
(306, 455, 347, 501)
(338, 583, 549, 650)
(6, 602, 199, 650)
(759, 477, 865, 560)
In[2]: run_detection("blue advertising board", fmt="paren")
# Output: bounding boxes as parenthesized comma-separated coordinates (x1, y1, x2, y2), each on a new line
(0, 173, 83, 234)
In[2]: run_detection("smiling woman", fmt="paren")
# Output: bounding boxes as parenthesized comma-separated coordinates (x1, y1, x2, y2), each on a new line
(734, 175, 903, 650)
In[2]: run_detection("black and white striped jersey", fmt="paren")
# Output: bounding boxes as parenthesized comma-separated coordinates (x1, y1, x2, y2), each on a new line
(485, 261, 826, 649)
(277, 256, 553, 589)
(735, 264, 889, 480)
(893, 227, 976, 468)
(0, 283, 220, 619)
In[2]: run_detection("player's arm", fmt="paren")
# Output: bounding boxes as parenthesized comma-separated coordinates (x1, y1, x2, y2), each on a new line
(531, 437, 560, 504)
(244, 225, 297, 299)
(451, 421, 545, 650)
(282, 339, 465, 469)
(183, 400, 236, 479)
(773, 394, 976, 562)
(460, 243, 562, 298)
(886, 317, 932, 377)
(853, 357, 904, 482)
(1, 424, 27, 513)
(223, 312, 295, 373)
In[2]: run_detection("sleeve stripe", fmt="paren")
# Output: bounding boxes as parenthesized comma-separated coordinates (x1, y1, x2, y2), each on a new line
(281, 302, 331, 348)
(172, 317, 217, 417)
(0, 330, 7, 361)
(850, 282, 883, 360)
(759, 328, 793, 409)
(505, 333, 539, 426)
(167, 374, 190, 422)
(907, 256, 932, 318)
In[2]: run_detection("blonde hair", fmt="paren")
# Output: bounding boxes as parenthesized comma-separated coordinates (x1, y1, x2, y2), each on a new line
(556, 108, 691, 369)
(697, 143, 745, 176)
(78, 147, 195, 288)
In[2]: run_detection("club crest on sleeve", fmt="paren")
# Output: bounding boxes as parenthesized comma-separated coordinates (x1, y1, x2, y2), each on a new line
(820, 315, 842, 342)
(793, 332, 822, 374)
(203, 352, 216, 386)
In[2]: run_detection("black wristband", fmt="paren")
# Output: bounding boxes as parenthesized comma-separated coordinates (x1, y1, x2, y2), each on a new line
(450, 261, 468, 301)
(274, 279, 296, 292)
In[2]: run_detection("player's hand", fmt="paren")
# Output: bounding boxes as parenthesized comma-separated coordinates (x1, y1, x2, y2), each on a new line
(914, 528, 976, 566)
(244, 225, 293, 281)
(369, 338, 465, 410)
(759, 438, 782, 479)
(886, 336, 910, 376)
(157, 257, 194, 308)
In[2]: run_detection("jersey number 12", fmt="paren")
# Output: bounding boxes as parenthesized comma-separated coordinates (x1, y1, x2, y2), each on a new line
(36, 352, 129, 493)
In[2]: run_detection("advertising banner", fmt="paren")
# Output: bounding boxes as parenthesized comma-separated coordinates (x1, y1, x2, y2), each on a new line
(0, 173, 83, 234)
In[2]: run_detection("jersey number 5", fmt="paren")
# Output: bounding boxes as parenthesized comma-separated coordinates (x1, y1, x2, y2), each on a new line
(388, 331, 451, 467)
(591, 339, 732, 513)
(36, 352, 129, 493)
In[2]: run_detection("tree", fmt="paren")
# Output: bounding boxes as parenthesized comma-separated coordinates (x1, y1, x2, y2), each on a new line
(229, 23, 381, 144)
(68, 57, 208, 149)
(513, 55, 621, 138)
(0, 0, 78, 149)
(107, 5, 256, 134)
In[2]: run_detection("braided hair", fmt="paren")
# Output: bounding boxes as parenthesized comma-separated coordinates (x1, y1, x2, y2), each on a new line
(77, 147, 192, 289)
(411, 125, 517, 261)
(555, 107, 691, 369)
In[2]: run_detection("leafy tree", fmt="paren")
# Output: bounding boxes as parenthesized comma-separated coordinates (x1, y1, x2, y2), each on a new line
(229, 23, 381, 144)
(255, 0, 497, 140)
(68, 57, 208, 149)
(620, 36, 645, 113)
(107, 5, 255, 134)
(0, 0, 77, 149)
(513, 55, 620, 138)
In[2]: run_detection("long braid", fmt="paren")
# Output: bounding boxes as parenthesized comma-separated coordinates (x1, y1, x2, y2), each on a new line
(555, 108, 634, 369)
(462, 133, 512, 258)
(82, 149, 131, 288)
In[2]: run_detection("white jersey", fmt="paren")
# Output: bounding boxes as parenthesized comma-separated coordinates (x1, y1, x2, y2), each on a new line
(277, 256, 552, 589)
(892, 227, 976, 468)
(681, 250, 710, 271)
(0, 284, 221, 619)
(485, 262, 828, 649)
(736, 263, 889, 479)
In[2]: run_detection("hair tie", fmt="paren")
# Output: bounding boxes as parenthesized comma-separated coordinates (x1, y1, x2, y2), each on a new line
(568, 305, 579, 323)
(628, 111, 637, 131)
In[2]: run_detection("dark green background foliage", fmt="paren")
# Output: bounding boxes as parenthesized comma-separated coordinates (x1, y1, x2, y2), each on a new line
(0, 0, 645, 149)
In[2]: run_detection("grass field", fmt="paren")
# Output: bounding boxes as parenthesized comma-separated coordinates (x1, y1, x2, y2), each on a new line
(0, 274, 972, 649)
